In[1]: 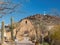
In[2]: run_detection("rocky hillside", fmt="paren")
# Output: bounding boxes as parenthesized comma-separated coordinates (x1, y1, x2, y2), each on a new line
(17, 14, 60, 38)
(25, 14, 60, 25)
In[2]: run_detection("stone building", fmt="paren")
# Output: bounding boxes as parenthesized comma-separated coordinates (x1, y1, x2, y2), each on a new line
(15, 14, 60, 42)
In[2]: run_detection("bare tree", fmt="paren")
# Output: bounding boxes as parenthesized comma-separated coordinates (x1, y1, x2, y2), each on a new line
(0, 0, 22, 18)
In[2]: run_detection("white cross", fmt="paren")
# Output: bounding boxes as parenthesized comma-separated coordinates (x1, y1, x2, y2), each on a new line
(44, 11, 46, 15)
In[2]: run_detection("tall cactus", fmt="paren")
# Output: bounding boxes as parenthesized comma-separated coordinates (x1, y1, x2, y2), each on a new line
(1, 21, 4, 45)
(10, 17, 14, 41)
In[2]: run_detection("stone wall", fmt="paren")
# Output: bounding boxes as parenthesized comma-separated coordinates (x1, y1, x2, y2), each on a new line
(16, 19, 36, 41)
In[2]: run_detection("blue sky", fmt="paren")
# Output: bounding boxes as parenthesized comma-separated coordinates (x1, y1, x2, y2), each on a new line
(0, 0, 60, 26)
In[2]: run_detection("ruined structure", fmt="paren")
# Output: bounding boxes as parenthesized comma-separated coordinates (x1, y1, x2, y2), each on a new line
(15, 14, 60, 42)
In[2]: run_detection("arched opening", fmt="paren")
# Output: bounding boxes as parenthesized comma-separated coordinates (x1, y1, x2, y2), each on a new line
(25, 21, 27, 24)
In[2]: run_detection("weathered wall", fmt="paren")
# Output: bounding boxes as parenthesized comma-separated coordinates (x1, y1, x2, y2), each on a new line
(16, 19, 36, 41)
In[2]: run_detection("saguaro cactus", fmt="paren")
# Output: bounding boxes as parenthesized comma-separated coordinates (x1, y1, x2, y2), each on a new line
(1, 21, 4, 45)
(10, 17, 14, 41)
